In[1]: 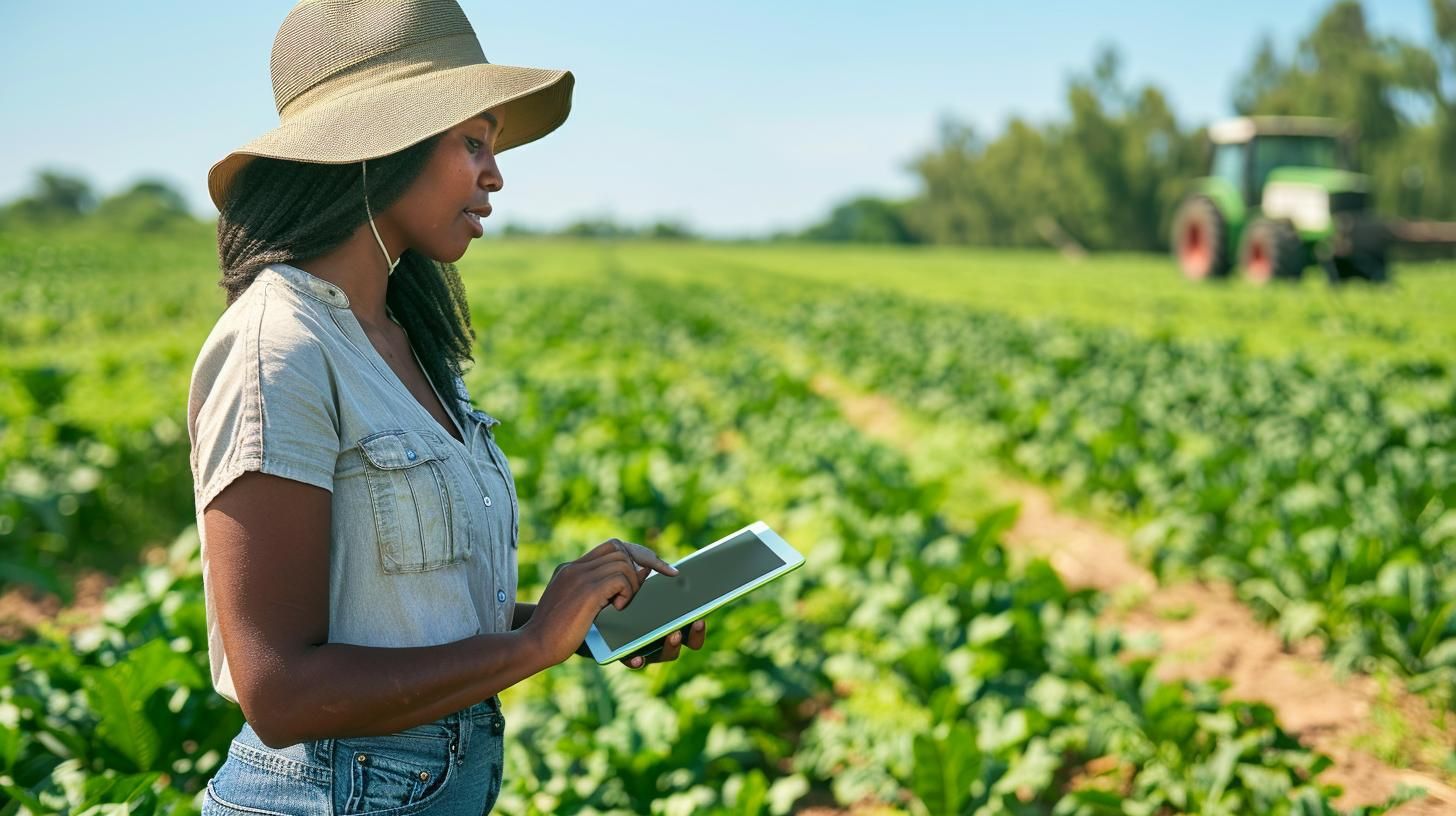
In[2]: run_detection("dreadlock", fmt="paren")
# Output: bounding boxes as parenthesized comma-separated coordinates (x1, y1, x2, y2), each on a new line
(215, 133, 476, 427)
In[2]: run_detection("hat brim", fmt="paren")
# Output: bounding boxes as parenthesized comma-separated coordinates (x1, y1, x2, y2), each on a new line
(207, 62, 574, 211)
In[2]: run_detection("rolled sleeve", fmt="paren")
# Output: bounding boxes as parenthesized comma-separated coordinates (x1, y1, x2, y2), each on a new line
(189, 286, 340, 515)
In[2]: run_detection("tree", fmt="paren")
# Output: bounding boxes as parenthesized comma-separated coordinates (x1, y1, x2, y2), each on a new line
(1, 169, 96, 226)
(94, 179, 195, 233)
(900, 44, 1197, 251)
(800, 195, 918, 243)
(1232, 0, 1455, 219)
(646, 220, 697, 240)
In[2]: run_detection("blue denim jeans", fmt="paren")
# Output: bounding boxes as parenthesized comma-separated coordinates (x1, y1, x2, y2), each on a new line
(202, 696, 506, 815)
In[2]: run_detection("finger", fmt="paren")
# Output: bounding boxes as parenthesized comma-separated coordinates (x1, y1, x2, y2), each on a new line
(588, 542, 640, 573)
(592, 538, 628, 558)
(625, 640, 663, 668)
(588, 557, 641, 599)
(589, 567, 635, 610)
(623, 542, 678, 576)
(604, 543, 646, 596)
(686, 619, 706, 650)
(659, 629, 683, 662)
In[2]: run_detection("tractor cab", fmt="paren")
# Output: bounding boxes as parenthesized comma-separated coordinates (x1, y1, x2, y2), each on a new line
(1206, 117, 1355, 209)
(1170, 116, 1386, 284)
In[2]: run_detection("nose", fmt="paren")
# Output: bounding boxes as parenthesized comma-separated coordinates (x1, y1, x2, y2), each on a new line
(479, 150, 503, 194)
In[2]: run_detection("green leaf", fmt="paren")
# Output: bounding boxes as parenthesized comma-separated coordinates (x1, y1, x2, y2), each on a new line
(912, 722, 980, 816)
(78, 640, 197, 772)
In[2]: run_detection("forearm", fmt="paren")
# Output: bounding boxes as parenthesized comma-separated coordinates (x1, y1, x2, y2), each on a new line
(249, 628, 550, 748)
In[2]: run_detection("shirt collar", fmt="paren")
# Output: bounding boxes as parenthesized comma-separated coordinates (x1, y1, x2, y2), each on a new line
(266, 262, 352, 309)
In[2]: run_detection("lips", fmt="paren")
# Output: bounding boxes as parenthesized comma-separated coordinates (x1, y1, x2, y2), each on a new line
(462, 204, 490, 233)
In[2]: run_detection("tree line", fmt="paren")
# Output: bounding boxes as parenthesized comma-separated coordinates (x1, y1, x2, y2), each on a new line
(796, 0, 1456, 250)
(5, 1, 1452, 250)
(0, 171, 200, 235)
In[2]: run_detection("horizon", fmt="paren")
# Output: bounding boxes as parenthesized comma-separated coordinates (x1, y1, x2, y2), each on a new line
(0, 1, 1441, 239)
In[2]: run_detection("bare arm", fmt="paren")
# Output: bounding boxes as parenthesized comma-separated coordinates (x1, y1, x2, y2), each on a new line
(205, 471, 554, 749)
(207, 471, 670, 749)
(511, 602, 593, 659)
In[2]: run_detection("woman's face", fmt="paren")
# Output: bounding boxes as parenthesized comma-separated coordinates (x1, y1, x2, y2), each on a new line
(386, 108, 504, 263)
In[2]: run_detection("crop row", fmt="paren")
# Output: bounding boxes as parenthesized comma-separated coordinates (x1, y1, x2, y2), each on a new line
(0, 277, 1385, 813)
(698, 269, 1456, 700)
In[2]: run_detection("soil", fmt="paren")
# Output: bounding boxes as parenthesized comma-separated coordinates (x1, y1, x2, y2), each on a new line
(0, 569, 114, 641)
(810, 373, 1456, 815)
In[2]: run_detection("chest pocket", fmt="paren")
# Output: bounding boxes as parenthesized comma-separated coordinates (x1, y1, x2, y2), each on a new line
(359, 428, 471, 574)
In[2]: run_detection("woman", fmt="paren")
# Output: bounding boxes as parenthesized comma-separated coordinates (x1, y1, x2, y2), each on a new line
(188, 1, 706, 813)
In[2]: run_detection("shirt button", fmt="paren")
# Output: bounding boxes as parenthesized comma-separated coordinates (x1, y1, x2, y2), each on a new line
(484, 496, 492, 507)
(497, 589, 507, 603)
(406, 449, 417, 461)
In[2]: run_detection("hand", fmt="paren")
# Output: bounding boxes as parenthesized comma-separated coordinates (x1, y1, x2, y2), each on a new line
(622, 618, 707, 670)
(523, 538, 678, 667)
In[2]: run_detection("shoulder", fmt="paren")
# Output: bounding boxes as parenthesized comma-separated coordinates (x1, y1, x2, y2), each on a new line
(191, 273, 339, 393)
(187, 273, 345, 511)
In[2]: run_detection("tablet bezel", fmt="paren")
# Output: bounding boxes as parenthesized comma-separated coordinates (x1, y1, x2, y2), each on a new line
(583, 520, 804, 665)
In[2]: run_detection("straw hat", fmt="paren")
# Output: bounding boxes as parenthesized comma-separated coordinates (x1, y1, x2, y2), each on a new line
(207, 0, 574, 211)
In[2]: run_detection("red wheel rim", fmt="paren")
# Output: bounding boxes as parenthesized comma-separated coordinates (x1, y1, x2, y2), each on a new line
(1246, 235, 1272, 283)
(1179, 222, 1210, 279)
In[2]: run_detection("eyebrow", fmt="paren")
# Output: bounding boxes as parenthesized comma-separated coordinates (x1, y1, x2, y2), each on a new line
(477, 112, 498, 130)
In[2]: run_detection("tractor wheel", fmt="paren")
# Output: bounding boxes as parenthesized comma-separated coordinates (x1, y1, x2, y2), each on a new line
(1332, 253, 1389, 283)
(1238, 218, 1305, 284)
(1331, 213, 1392, 284)
(1170, 195, 1231, 281)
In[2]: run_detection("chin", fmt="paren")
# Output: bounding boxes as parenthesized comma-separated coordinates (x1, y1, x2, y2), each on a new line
(445, 242, 472, 263)
(420, 243, 470, 265)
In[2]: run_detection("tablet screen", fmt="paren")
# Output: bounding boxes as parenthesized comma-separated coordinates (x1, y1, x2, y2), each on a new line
(593, 528, 786, 651)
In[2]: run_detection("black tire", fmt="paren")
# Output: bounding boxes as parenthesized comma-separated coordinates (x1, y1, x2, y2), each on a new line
(1170, 195, 1231, 280)
(1331, 213, 1392, 284)
(1238, 218, 1305, 284)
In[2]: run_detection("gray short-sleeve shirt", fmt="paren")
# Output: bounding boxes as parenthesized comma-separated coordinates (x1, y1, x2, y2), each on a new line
(186, 262, 519, 705)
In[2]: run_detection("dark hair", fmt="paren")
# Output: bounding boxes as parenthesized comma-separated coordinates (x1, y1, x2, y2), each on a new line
(215, 134, 476, 426)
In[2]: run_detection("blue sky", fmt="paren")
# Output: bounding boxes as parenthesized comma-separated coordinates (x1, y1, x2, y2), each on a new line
(0, 1, 1440, 238)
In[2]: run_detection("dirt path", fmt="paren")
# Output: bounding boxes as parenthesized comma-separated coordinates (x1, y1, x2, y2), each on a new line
(810, 373, 1456, 814)
(0, 569, 113, 641)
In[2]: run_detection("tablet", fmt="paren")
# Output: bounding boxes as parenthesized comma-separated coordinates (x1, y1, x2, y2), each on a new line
(583, 520, 805, 665)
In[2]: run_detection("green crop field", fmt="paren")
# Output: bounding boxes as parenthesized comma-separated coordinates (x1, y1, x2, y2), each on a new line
(2, 228, 1452, 814)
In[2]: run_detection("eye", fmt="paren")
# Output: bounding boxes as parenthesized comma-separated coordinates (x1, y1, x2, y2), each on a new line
(465, 136, 482, 153)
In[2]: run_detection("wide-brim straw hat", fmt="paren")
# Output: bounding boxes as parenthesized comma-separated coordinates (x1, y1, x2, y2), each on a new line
(207, 0, 574, 211)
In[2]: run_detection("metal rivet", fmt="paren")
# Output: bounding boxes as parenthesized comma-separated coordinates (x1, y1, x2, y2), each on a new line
(484, 496, 492, 507)
(356, 753, 368, 763)
(449, 741, 457, 753)
(497, 589, 507, 603)
(418, 770, 430, 781)
(406, 449, 417, 461)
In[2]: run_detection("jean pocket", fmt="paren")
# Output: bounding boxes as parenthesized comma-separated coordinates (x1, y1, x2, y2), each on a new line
(359, 428, 470, 573)
(334, 724, 456, 815)
(204, 780, 292, 815)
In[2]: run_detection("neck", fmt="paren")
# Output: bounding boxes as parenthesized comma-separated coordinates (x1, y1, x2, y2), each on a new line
(293, 222, 399, 326)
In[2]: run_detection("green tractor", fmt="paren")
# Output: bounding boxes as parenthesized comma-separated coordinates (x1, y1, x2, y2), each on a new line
(1169, 115, 1389, 284)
